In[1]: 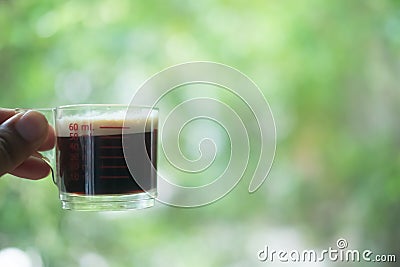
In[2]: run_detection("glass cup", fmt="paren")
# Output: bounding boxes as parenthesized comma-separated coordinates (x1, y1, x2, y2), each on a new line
(19, 104, 158, 211)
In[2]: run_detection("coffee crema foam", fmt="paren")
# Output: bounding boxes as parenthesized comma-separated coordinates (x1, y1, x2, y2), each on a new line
(56, 113, 158, 137)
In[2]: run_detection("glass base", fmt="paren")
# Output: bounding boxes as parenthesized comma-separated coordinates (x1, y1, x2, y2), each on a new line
(60, 191, 155, 211)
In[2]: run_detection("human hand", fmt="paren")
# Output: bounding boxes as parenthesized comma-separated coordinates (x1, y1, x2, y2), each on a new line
(0, 109, 55, 179)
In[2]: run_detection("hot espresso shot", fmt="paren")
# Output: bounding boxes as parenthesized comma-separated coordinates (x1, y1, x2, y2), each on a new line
(56, 115, 158, 196)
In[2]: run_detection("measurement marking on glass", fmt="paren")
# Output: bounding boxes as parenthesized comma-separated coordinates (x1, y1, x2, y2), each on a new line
(69, 123, 93, 131)
(99, 126, 131, 129)
(100, 146, 123, 149)
(80, 124, 92, 131)
(99, 136, 122, 139)
(100, 156, 125, 159)
(100, 175, 130, 179)
(101, 165, 128, 169)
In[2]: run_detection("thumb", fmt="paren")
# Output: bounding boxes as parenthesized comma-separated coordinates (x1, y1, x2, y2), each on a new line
(0, 111, 49, 176)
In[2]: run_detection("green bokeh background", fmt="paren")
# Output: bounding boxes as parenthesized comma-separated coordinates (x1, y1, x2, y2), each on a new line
(1, 0, 399, 266)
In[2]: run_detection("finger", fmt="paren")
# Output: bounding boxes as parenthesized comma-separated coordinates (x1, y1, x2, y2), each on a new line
(0, 111, 49, 177)
(9, 155, 51, 180)
(38, 124, 56, 151)
(0, 108, 16, 123)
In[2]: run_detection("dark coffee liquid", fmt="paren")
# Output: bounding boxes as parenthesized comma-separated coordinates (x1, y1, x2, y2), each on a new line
(57, 131, 157, 195)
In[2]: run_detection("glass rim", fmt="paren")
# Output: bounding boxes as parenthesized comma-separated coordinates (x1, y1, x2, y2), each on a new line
(15, 107, 55, 112)
(57, 104, 159, 111)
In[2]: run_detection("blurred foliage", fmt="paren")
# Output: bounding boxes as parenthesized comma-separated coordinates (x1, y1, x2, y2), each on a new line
(1, 0, 400, 266)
